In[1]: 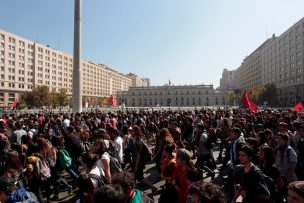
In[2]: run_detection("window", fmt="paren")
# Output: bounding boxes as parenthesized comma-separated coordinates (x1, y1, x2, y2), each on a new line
(0, 34, 4, 40)
(9, 37, 15, 43)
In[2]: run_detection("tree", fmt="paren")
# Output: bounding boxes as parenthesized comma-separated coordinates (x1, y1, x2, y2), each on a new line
(228, 89, 242, 105)
(56, 88, 69, 108)
(19, 85, 51, 108)
(260, 83, 278, 106)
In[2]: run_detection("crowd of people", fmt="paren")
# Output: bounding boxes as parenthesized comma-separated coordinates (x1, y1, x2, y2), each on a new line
(0, 108, 304, 203)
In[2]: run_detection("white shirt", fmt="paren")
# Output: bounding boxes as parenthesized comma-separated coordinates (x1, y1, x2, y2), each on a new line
(88, 166, 103, 189)
(113, 136, 124, 163)
(97, 152, 110, 172)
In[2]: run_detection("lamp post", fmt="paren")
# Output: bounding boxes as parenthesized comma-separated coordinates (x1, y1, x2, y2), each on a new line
(72, 0, 82, 113)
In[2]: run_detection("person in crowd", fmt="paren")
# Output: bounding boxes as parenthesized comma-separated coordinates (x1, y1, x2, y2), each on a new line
(111, 172, 153, 203)
(287, 181, 304, 203)
(81, 152, 103, 189)
(188, 180, 225, 203)
(94, 184, 125, 203)
(64, 126, 84, 175)
(195, 123, 215, 179)
(172, 148, 193, 203)
(122, 126, 133, 170)
(90, 138, 110, 183)
(0, 176, 38, 203)
(108, 127, 123, 163)
(232, 145, 270, 203)
(153, 128, 175, 173)
(265, 129, 278, 149)
(76, 174, 96, 203)
(275, 133, 298, 184)
(295, 125, 304, 181)
(229, 127, 246, 170)
(130, 125, 157, 193)
(9, 122, 26, 145)
(259, 145, 285, 202)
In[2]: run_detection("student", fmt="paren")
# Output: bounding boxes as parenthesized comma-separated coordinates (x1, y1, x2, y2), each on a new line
(111, 172, 153, 203)
(287, 181, 304, 203)
(189, 180, 225, 203)
(0, 176, 38, 203)
(172, 148, 193, 203)
(232, 145, 270, 203)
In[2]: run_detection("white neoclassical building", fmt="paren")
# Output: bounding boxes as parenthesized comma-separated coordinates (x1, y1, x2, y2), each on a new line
(117, 85, 228, 107)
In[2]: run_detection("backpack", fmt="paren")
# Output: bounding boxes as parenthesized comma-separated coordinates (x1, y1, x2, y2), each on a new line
(66, 135, 84, 157)
(58, 149, 72, 170)
(275, 147, 291, 161)
(205, 135, 213, 150)
(140, 140, 152, 163)
(109, 154, 123, 174)
(108, 141, 120, 161)
(88, 173, 105, 189)
(26, 154, 51, 181)
(7, 188, 39, 203)
(262, 173, 278, 199)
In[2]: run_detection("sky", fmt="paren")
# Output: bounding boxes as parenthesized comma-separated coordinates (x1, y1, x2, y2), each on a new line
(0, 0, 304, 88)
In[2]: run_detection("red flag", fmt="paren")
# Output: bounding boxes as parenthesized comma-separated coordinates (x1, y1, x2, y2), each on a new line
(109, 95, 117, 107)
(10, 99, 18, 110)
(293, 102, 304, 115)
(241, 91, 258, 113)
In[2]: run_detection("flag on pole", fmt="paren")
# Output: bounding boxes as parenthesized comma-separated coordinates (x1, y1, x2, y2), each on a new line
(109, 95, 117, 107)
(293, 102, 304, 115)
(10, 99, 18, 110)
(241, 91, 258, 113)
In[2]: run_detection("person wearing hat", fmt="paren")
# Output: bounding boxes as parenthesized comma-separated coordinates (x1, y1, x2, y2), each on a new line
(0, 176, 37, 203)
(172, 148, 192, 203)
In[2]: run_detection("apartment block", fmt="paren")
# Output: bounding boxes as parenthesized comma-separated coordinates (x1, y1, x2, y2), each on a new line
(232, 17, 304, 106)
(0, 29, 146, 107)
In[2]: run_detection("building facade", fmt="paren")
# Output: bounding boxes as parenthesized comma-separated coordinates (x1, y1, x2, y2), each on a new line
(219, 69, 235, 91)
(126, 73, 149, 87)
(117, 85, 228, 107)
(0, 29, 147, 107)
(232, 17, 304, 106)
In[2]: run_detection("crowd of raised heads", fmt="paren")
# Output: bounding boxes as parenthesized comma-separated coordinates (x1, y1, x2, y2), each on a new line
(0, 108, 304, 203)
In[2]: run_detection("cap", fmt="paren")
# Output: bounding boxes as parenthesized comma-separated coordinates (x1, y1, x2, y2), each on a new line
(176, 149, 191, 162)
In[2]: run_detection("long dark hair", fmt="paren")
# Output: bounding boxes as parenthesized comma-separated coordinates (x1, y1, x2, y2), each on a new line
(260, 146, 275, 167)
(81, 152, 99, 171)
(78, 173, 96, 203)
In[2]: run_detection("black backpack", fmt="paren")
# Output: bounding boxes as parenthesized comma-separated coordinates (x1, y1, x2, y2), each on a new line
(140, 140, 152, 163)
(109, 154, 123, 174)
(262, 173, 278, 199)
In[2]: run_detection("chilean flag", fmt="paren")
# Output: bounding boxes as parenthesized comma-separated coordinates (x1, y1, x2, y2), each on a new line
(241, 91, 258, 113)
(109, 95, 117, 107)
(293, 102, 304, 115)
(10, 99, 18, 110)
